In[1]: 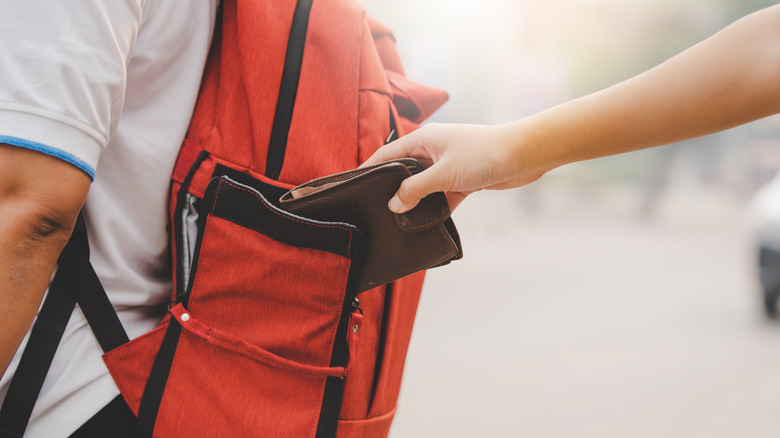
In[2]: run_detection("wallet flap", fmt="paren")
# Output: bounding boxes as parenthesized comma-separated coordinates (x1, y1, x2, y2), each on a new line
(394, 192, 451, 232)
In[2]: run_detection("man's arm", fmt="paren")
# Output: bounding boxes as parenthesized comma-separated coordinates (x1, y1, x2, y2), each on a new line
(0, 144, 90, 377)
(364, 4, 780, 213)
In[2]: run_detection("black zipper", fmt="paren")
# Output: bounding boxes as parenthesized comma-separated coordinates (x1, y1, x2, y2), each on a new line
(175, 150, 209, 302)
(137, 150, 208, 436)
(315, 226, 367, 438)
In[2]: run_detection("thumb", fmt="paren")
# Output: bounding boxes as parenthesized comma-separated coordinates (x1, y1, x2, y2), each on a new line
(388, 166, 443, 213)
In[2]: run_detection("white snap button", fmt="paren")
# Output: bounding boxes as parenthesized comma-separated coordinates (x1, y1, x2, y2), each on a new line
(181, 313, 190, 322)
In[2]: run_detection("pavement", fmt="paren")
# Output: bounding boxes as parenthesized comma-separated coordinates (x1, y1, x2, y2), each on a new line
(388, 182, 780, 438)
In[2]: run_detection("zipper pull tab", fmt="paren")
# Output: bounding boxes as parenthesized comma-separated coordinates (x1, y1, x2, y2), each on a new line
(350, 297, 362, 315)
(346, 298, 363, 372)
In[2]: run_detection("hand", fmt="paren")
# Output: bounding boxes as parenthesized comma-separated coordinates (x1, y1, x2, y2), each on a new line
(362, 122, 546, 213)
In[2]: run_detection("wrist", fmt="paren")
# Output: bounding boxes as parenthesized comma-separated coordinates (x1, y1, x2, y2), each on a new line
(502, 117, 563, 184)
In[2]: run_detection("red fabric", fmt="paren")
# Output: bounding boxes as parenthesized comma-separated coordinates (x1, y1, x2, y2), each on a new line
(366, 273, 425, 420)
(357, 18, 393, 165)
(102, 322, 168, 416)
(338, 285, 386, 421)
(337, 406, 397, 438)
(386, 71, 449, 124)
(170, 140, 296, 200)
(366, 15, 404, 75)
(186, 0, 366, 186)
(155, 330, 330, 437)
(105, 0, 449, 436)
(170, 303, 346, 377)
(188, 215, 353, 366)
(345, 310, 363, 371)
(106, 205, 360, 436)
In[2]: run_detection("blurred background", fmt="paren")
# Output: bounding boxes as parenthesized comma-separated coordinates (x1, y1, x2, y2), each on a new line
(359, 1, 780, 437)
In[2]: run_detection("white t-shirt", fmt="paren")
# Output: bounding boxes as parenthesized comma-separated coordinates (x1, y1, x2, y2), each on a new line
(0, 1, 216, 436)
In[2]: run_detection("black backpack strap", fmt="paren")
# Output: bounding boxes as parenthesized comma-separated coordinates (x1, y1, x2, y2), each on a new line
(0, 273, 76, 438)
(264, 0, 314, 180)
(57, 217, 129, 352)
(0, 215, 128, 437)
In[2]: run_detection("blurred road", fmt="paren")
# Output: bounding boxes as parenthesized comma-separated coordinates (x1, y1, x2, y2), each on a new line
(389, 184, 780, 438)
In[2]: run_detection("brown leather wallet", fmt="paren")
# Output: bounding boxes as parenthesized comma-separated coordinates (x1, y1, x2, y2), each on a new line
(279, 159, 463, 292)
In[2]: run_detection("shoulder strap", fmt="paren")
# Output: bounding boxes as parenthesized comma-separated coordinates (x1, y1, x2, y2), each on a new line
(57, 216, 129, 351)
(264, 0, 314, 180)
(0, 215, 128, 437)
(0, 274, 75, 438)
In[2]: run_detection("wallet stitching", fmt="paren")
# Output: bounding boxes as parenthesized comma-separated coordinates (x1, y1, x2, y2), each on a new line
(215, 179, 354, 257)
(396, 213, 448, 232)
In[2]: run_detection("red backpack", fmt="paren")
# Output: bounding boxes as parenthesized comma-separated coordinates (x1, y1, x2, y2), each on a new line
(0, 1, 448, 437)
(100, 0, 448, 436)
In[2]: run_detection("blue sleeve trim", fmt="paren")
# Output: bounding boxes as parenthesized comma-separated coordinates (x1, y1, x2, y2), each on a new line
(0, 135, 95, 180)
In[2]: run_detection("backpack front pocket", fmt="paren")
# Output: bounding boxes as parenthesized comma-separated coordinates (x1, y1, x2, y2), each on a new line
(104, 175, 366, 438)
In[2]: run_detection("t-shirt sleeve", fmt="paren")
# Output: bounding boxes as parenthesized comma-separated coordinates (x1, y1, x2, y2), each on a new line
(0, 1, 144, 179)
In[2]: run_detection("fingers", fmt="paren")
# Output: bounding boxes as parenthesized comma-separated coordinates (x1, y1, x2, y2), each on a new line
(360, 127, 430, 168)
(360, 138, 411, 168)
(387, 163, 445, 213)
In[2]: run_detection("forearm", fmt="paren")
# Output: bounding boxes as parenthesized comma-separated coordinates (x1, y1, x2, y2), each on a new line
(515, 4, 780, 175)
(0, 145, 89, 377)
(363, 5, 780, 213)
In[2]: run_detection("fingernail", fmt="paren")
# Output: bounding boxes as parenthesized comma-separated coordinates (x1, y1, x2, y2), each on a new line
(388, 196, 404, 213)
